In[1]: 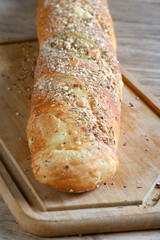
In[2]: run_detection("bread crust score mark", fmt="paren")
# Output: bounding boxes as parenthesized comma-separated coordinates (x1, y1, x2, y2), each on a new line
(27, 0, 123, 192)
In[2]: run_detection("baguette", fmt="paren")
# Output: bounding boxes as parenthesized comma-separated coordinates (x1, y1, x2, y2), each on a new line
(27, 0, 123, 192)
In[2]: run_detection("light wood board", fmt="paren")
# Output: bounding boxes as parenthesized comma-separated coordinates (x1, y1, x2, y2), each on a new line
(0, 41, 160, 237)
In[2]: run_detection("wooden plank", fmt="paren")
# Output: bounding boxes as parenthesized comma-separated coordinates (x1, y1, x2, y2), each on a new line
(0, 0, 37, 40)
(108, 0, 160, 101)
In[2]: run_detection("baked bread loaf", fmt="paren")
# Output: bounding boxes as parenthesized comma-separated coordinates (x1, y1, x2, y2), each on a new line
(27, 0, 123, 192)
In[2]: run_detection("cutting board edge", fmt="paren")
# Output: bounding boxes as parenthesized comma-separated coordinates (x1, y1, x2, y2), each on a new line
(120, 66, 160, 115)
(0, 161, 160, 237)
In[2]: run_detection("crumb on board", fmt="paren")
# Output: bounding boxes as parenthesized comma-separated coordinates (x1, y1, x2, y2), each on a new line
(129, 102, 134, 107)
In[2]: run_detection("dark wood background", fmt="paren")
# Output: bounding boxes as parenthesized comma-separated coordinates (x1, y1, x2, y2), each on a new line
(0, 0, 160, 239)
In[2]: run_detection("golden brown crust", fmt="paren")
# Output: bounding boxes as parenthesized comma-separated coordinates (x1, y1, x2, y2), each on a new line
(27, 0, 123, 192)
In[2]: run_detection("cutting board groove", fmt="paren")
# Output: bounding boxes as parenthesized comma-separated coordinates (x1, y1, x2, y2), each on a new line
(0, 40, 160, 237)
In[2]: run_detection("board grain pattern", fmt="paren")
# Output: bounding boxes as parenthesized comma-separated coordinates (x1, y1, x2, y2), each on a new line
(0, 41, 160, 237)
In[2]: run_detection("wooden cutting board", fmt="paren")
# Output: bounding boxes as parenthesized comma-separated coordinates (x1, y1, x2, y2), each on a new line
(0, 41, 160, 237)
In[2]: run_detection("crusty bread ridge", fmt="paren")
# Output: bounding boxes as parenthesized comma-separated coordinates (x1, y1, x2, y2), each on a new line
(27, 0, 123, 192)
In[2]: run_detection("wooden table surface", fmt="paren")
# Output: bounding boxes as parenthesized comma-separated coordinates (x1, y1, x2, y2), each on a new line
(0, 0, 160, 239)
